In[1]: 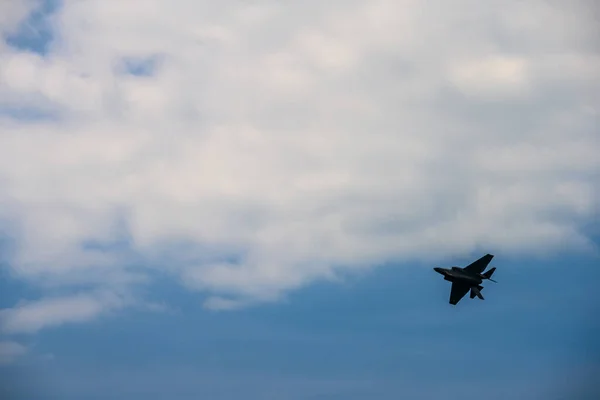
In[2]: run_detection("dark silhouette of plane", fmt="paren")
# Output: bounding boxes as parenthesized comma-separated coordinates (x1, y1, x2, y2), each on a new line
(434, 254, 497, 305)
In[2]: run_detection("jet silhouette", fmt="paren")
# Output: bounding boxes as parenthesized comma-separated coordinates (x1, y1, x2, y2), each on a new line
(434, 254, 497, 305)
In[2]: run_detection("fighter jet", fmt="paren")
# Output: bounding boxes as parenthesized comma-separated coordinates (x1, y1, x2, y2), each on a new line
(433, 254, 497, 305)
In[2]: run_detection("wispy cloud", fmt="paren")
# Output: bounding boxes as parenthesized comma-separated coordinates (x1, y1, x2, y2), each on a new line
(0, 291, 125, 334)
(0, 0, 598, 314)
(0, 340, 27, 364)
(0, 1, 39, 39)
(203, 296, 250, 311)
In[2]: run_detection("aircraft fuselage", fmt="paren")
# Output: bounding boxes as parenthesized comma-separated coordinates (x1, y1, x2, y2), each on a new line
(433, 267, 482, 285)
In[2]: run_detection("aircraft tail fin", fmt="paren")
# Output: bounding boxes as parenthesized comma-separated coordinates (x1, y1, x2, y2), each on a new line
(482, 267, 497, 283)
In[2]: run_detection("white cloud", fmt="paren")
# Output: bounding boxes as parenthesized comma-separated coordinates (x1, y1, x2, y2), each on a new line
(0, 0, 598, 317)
(448, 55, 531, 97)
(0, 1, 38, 36)
(0, 341, 27, 364)
(0, 291, 125, 334)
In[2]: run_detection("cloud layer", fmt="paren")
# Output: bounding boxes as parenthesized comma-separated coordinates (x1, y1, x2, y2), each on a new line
(0, 0, 599, 323)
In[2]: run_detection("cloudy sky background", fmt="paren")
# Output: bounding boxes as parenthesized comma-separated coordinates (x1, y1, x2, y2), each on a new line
(0, 0, 599, 399)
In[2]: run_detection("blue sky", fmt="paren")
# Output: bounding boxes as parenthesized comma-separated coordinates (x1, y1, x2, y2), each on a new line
(1, 1, 599, 399)
(2, 250, 600, 399)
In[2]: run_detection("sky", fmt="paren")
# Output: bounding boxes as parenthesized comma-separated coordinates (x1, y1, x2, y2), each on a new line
(0, 0, 599, 399)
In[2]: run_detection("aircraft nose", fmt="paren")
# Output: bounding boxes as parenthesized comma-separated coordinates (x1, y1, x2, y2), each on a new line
(433, 267, 444, 274)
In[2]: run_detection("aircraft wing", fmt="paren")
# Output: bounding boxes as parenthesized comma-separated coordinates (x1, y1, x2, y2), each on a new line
(449, 282, 471, 305)
(463, 254, 494, 274)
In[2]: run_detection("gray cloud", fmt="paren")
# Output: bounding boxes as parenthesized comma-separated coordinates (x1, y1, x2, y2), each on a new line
(0, 0, 598, 324)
